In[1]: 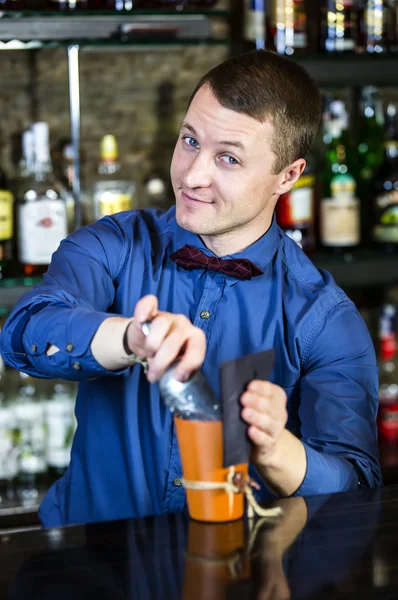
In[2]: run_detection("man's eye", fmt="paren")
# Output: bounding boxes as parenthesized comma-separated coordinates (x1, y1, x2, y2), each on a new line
(220, 155, 239, 166)
(183, 136, 199, 148)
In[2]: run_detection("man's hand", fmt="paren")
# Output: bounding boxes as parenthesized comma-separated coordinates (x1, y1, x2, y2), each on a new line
(241, 380, 288, 463)
(126, 295, 206, 383)
(240, 380, 307, 496)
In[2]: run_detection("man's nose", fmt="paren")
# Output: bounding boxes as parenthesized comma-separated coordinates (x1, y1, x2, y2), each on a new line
(182, 152, 213, 189)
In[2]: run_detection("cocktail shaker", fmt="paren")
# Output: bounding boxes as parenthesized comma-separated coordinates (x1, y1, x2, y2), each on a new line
(141, 321, 221, 421)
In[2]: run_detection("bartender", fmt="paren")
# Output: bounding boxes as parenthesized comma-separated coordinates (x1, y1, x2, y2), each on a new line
(0, 49, 381, 528)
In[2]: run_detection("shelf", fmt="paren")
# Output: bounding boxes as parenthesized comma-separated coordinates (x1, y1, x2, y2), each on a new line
(312, 248, 398, 288)
(294, 52, 398, 86)
(0, 9, 231, 17)
(0, 277, 41, 312)
(0, 11, 229, 45)
(0, 250, 397, 314)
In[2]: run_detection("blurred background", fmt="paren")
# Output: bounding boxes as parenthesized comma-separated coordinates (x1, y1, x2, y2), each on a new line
(0, 0, 398, 524)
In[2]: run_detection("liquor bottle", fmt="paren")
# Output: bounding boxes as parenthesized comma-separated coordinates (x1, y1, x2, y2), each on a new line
(43, 382, 76, 481)
(320, 100, 361, 252)
(14, 373, 47, 505)
(371, 104, 398, 251)
(0, 166, 14, 281)
(91, 134, 135, 222)
(319, 0, 358, 52)
(0, 347, 19, 502)
(17, 122, 68, 277)
(358, 0, 396, 53)
(357, 86, 385, 244)
(266, 0, 309, 55)
(243, 0, 266, 49)
(378, 303, 398, 444)
(276, 154, 316, 254)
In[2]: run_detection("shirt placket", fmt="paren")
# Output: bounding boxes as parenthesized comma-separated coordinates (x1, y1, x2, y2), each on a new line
(163, 272, 226, 514)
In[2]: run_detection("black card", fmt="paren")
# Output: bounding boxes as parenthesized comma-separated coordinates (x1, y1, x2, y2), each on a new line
(220, 349, 275, 468)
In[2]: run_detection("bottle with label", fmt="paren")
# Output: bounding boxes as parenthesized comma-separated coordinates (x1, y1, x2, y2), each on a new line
(378, 303, 398, 445)
(43, 382, 76, 481)
(320, 173, 360, 251)
(266, 0, 308, 55)
(372, 104, 398, 251)
(0, 166, 14, 281)
(276, 155, 316, 254)
(91, 134, 135, 222)
(357, 86, 385, 244)
(358, 0, 396, 52)
(17, 122, 68, 277)
(319, 0, 359, 52)
(244, 0, 266, 49)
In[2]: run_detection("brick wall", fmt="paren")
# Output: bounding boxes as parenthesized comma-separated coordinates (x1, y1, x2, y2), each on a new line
(0, 42, 229, 206)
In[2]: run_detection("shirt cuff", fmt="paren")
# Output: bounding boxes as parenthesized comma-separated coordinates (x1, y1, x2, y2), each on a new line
(293, 442, 360, 497)
(22, 305, 129, 380)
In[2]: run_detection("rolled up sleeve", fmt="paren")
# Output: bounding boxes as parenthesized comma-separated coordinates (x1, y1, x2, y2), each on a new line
(0, 216, 130, 381)
(294, 300, 382, 496)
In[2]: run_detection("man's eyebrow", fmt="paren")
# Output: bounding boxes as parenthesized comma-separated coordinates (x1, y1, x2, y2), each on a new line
(180, 122, 245, 153)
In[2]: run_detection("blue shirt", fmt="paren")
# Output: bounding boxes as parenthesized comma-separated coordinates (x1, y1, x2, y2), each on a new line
(0, 207, 381, 527)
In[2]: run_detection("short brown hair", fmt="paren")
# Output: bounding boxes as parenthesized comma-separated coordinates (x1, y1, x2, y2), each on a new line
(188, 50, 322, 174)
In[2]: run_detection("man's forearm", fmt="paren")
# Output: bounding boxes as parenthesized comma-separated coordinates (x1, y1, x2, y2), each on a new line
(253, 429, 307, 497)
(90, 317, 134, 370)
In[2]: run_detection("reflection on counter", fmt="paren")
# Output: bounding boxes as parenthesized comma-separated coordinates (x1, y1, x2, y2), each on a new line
(2, 487, 383, 600)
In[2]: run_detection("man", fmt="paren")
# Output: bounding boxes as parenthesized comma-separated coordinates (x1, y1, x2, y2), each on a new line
(0, 50, 381, 528)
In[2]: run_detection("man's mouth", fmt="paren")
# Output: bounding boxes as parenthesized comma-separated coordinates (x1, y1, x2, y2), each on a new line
(181, 190, 213, 204)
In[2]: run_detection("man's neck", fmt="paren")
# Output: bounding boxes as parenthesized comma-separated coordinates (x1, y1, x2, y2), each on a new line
(200, 210, 274, 257)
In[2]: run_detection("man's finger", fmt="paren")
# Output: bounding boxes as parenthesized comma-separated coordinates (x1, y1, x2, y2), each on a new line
(134, 294, 159, 323)
(172, 329, 206, 382)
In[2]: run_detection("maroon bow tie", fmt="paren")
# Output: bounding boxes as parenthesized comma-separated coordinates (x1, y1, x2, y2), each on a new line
(169, 244, 263, 281)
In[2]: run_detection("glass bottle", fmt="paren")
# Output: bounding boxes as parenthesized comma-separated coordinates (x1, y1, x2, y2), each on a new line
(371, 104, 398, 251)
(319, 0, 359, 52)
(43, 382, 76, 481)
(91, 134, 135, 222)
(378, 303, 398, 445)
(276, 154, 316, 254)
(0, 346, 19, 503)
(357, 86, 385, 244)
(320, 100, 360, 252)
(14, 373, 47, 505)
(17, 122, 68, 277)
(359, 0, 396, 53)
(243, 0, 266, 49)
(266, 0, 309, 55)
(0, 166, 14, 281)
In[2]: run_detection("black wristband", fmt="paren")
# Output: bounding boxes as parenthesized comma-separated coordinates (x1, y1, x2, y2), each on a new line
(123, 320, 134, 355)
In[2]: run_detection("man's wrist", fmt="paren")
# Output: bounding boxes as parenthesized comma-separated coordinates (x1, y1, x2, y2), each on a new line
(91, 316, 137, 371)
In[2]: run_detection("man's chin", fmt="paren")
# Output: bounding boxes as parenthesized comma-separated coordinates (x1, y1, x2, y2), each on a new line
(176, 210, 212, 236)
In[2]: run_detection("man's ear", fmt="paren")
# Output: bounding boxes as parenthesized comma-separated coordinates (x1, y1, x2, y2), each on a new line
(275, 159, 306, 196)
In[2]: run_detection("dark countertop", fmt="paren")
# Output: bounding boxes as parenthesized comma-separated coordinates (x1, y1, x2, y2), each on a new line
(0, 484, 396, 599)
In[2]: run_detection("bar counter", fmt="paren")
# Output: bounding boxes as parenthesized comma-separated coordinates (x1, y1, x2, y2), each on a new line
(0, 484, 396, 599)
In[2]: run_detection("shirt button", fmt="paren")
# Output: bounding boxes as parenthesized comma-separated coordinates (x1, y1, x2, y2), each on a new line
(66, 343, 74, 352)
(72, 362, 81, 371)
(173, 478, 183, 487)
(200, 310, 210, 320)
(31, 344, 38, 353)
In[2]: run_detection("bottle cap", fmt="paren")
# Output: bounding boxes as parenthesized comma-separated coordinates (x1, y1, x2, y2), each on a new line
(331, 173, 356, 195)
(100, 135, 118, 162)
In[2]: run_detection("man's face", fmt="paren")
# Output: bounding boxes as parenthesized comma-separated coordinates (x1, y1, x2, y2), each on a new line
(170, 84, 286, 242)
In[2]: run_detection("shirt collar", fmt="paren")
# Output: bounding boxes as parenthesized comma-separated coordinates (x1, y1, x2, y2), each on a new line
(172, 208, 280, 286)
